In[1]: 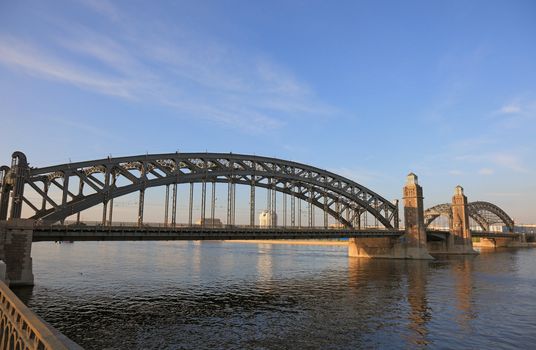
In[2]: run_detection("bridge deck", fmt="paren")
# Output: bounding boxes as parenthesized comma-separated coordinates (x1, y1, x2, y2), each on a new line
(471, 231, 523, 238)
(32, 225, 404, 242)
(31, 224, 525, 242)
(426, 229, 522, 239)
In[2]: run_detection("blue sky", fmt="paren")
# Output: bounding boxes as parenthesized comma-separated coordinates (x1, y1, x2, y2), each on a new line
(0, 0, 535, 223)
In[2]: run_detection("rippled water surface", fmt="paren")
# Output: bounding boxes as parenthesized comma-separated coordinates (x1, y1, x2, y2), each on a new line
(13, 241, 536, 349)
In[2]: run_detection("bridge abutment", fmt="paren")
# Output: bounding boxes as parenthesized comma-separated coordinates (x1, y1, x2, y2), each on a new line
(473, 234, 529, 248)
(348, 173, 433, 259)
(0, 219, 34, 286)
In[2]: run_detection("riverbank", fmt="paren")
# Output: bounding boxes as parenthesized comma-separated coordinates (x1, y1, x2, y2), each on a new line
(228, 240, 536, 248)
(473, 241, 536, 248)
(223, 240, 349, 246)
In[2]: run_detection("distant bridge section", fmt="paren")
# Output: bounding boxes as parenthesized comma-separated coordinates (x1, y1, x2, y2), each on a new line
(424, 201, 515, 232)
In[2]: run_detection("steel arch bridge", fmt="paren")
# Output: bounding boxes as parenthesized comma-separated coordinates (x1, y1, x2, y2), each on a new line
(0, 151, 399, 229)
(424, 201, 515, 232)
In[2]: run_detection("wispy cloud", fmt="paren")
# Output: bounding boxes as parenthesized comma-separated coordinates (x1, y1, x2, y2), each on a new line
(0, 35, 133, 98)
(493, 97, 536, 129)
(478, 168, 494, 175)
(77, 0, 120, 22)
(498, 103, 521, 114)
(486, 192, 523, 197)
(456, 152, 527, 173)
(0, 11, 335, 133)
(51, 117, 122, 141)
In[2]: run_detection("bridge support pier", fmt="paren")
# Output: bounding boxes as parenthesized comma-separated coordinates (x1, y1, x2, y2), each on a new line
(473, 237, 509, 248)
(0, 219, 34, 286)
(473, 234, 528, 248)
(348, 173, 433, 260)
(428, 186, 478, 255)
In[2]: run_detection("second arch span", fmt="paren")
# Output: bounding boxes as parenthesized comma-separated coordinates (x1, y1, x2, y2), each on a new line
(424, 201, 515, 232)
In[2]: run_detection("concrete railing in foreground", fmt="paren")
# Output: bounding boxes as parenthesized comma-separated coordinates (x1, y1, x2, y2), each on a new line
(0, 280, 82, 350)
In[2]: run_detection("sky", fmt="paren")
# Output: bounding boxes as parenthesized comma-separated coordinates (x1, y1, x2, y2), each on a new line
(0, 0, 535, 223)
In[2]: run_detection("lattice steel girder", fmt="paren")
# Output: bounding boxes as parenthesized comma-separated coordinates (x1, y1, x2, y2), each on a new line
(424, 201, 514, 232)
(9, 152, 399, 228)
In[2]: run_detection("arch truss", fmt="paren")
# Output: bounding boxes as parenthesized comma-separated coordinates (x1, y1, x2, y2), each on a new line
(424, 201, 514, 232)
(0, 152, 399, 229)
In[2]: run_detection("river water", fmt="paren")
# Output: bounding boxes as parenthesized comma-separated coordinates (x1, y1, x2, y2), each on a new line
(12, 241, 536, 349)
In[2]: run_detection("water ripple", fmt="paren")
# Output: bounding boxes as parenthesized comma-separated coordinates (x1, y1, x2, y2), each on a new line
(11, 242, 536, 349)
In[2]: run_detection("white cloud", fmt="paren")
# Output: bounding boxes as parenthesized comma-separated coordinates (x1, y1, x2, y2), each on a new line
(77, 0, 120, 22)
(0, 20, 335, 133)
(498, 103, 521, 114)
(51, 117, 121, 140)
(455, 152, 526, 173)
(449, 170, 463, 176)
(0, 35, 133, 98)
(486, 192, 522, 197)
(478, 168, 494, 175)
(494, 97, 536, 121)
(488, 153, 525, 172)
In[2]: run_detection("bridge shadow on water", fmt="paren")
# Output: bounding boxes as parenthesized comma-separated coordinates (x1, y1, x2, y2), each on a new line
(9, 284, 34, 305)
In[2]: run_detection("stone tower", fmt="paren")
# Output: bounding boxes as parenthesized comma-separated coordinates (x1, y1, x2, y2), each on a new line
(450, 186, 477, 254)
(348, 173, 433, 259)
(403, 173, 427, 247)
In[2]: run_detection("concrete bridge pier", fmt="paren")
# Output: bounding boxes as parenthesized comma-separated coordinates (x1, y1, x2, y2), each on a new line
(475, 233, 528, 248)
(0, 219, 34, 286)
(349, 173, 433, 259)
(428, 186, 478, 255)
(475, 237, 510, 248)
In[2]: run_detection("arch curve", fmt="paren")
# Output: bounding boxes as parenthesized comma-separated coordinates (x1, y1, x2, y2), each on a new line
(424, 201, 514, 232)
(423, 203, 451, 227)
(15, 152, 399, 228)
(468, 201, 514, 232)
(11, 151, 27, 167)
(0, 166, 9, 184)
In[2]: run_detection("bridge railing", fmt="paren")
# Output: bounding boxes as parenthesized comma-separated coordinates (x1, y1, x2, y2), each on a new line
(0, 280, 82, 350)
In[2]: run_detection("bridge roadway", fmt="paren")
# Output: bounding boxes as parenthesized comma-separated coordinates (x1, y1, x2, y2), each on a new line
(32, 223, 402, 242)
(426, 228, 524, 239)
(32, 223, 521, 242)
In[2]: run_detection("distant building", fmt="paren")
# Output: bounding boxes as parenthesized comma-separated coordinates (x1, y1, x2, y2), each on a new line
(508, 224, 536, 234)
(489, 225, 503, 232)
(259, 210, 277, 227)
(493, 224, 536, 233)
(195, 218, 223, 227)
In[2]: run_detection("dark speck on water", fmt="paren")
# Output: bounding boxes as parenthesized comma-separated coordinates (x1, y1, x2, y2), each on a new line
(12, 241, 536, 349)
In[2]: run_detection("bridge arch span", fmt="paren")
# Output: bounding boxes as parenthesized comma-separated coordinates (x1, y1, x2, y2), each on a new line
(424, 201, 514, 232)
(1, 152, 399, 229)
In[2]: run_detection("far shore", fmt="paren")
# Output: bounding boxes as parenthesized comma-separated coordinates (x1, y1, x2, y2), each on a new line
(225, 240, 536, 248)
(223, 240, 349, 246)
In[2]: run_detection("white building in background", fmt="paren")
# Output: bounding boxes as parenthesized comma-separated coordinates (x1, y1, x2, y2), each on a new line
(259, 210, 277, 227)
